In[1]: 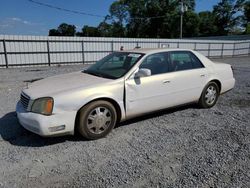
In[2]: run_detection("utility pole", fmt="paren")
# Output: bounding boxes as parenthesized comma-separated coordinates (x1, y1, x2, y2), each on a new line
(180, 0, 184, 39)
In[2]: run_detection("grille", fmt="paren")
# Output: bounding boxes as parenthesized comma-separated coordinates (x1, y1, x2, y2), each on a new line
(20, 93, 30, 110)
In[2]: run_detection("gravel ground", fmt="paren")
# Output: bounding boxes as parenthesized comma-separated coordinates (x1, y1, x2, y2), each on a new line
(0, 57, 249, 188)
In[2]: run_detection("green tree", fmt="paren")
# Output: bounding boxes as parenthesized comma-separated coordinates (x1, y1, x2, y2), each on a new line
(80, 25, 101, 37)
(181, 0, 196, 11)
(124, 0, 173, 37)
(182, 11, 200, 37)
(49, 29, 60, 36)
(110, 22, 126, 37)
(245, 23, 250, 33)
(116, 0, 196, 38)
(243, 1, 250, 33)
(108, 0, 128, 37)
(49, 23, 76, 36)
(213, 0, 246, 35)
(161, 11, 180, 38)
(48, 0, 247, 38)
(109, 0, 128, 25)
(244, 1, 250, 22)
(198, 11, 218, 36)
(97, 21, 113, 37)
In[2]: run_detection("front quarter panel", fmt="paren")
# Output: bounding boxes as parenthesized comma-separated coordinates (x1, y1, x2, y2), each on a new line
(52, 79, 125, 120)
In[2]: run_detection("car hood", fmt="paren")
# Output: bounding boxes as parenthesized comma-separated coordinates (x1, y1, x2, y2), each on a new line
(22, 71, 112, 99)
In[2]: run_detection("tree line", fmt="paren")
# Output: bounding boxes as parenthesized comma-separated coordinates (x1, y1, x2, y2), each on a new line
(49, 0, 250, 38)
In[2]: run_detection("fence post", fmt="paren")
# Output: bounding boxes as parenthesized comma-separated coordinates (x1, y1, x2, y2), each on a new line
(136, 41, 139, 48)
(177, 41, 180, 48)
(47, 40, 51, 66)
(194, 42, 197, 50)
(208, 43, 211, 58)
(81, 41, 85, 64)
(111, 41, 114, 52)
(248, 42, 250, 55)
(221, 43, 224, 58)
(158, 42, 160, 48)
(3, 40, 8, 68)
(232, 43, 236, 57)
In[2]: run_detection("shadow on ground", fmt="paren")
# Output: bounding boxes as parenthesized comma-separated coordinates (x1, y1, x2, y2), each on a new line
(0, 112, 82, 147)
(0, 104, 196, 147)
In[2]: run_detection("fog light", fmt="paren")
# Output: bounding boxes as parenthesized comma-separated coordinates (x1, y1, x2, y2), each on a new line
(49, 125, 65, 132)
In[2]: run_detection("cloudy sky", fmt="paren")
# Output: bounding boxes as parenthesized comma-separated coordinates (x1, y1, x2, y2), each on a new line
(0, 0, 220, 36)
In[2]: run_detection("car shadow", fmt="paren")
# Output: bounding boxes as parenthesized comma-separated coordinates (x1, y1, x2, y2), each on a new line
(0, 104, 197, 147)
(0, 112, 83, 147)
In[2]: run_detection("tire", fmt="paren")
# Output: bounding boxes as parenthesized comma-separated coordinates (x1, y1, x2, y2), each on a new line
(77, 100, 117, 140)
(199, 82, 220, 108)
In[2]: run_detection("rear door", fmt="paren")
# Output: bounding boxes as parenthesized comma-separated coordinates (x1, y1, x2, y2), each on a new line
(167, 51, 209, 103)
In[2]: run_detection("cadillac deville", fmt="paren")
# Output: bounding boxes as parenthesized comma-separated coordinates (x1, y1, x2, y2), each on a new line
(16, 48, 235, 139)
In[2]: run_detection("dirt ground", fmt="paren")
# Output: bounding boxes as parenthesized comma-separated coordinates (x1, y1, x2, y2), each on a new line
(0, 56, 249, 188)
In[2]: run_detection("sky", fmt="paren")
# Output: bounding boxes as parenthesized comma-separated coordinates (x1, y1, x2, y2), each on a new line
(0, 0, 220, 36)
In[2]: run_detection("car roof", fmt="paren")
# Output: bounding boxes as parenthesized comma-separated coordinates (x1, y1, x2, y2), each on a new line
(120, 48, 193, 54)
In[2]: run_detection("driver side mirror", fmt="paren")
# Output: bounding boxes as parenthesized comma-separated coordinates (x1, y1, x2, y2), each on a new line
(134, 68, 151, 78)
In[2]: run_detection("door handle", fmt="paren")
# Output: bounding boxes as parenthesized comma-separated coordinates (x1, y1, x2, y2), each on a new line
(163, 80, 171, 84)
(200, 74, 205, 77)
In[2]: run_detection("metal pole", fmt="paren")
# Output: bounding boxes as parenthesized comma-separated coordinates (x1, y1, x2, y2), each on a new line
(248, 42, 250, 55)
(208, 43, 211, 58)
(180, 1, 184, 39)
(47, 40, 51, 66)
(111, 41, 114, 52)
(233, 43, 236, 57)
(81, 41, 85, 64)
(3, 40, 8, 68)
(221, 43, 224, 58)
(180, 14, 183, 39)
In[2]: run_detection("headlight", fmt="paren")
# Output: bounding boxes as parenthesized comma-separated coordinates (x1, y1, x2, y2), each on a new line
(31, 97, 54, 115)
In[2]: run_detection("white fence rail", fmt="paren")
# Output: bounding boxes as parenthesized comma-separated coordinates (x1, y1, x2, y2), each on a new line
(0, 35, 249, 68)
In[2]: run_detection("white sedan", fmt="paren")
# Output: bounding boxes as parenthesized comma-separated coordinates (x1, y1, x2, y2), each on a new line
(16, 48, 235, 139)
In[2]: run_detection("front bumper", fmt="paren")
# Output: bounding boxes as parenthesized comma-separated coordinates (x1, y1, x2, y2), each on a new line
(16, 101, 76, 136)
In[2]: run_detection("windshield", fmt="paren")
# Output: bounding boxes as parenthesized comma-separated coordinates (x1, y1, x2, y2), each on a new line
(84, 52, 144, 79)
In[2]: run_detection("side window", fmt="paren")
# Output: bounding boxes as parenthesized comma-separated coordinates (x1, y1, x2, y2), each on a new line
(139, 52, 169, 75)
(169, 51, 204, 72)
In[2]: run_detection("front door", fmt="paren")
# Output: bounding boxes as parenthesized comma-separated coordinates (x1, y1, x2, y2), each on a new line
(125, 52, 172, 117)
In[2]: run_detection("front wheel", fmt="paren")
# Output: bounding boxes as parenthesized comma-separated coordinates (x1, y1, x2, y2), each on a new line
(199, 82, 219, 108)
(77, 100, 117, 140)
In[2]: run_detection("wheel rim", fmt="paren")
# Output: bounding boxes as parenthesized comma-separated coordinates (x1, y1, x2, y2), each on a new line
(86, 106, 112, 134)
(205, 85, 217, 105)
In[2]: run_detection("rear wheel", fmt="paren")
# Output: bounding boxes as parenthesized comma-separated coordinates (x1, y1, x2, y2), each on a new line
(77, 100, 117, 140)
(199, 82, 219, 108)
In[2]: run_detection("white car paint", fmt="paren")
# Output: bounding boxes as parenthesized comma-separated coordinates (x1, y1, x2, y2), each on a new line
(16, 48, 235, 136)
(125, 68, 209, 117)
